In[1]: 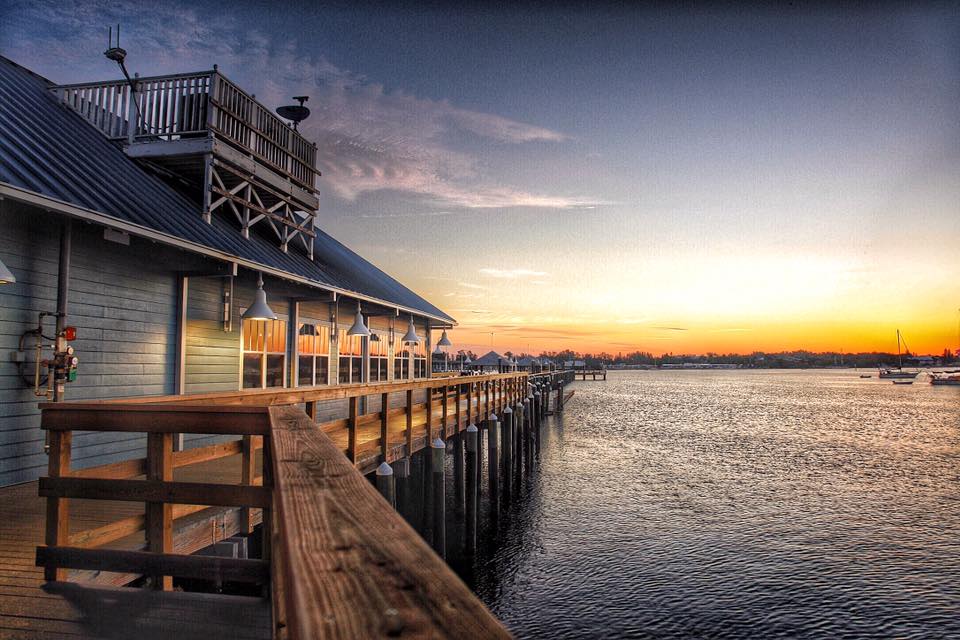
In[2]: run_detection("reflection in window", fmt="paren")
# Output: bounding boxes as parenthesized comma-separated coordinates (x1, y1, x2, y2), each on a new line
(297, 323, 330, 386)
(413, 334, 427, 379)
(370, 333, 388, 381)
(338, 329, 363, 384)
(394, 346, 410, 381)
(241, 318, 287, 389)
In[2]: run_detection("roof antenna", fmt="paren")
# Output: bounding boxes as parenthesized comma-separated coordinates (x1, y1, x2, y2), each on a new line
(276, 96, 310, 131)
(104, 24, 143, 130)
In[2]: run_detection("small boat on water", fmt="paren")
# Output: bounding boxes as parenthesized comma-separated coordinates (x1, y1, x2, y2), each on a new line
(878, 330, 919, 379)
(930, 373, 960, 386)
(859, 374, 871, 378)
(892, 380, 914, 385)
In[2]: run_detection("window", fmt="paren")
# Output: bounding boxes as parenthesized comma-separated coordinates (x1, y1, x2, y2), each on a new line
(338, 329, 363, 384)
(394, 344, 410, 381)
(369, 333, 388, 381)
(413, 338, 427, 379)
(297, 323, 330, 386)
(242, 318, 287, 389)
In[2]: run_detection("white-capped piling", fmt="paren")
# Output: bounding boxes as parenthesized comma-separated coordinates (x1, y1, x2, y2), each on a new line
(375, 462, 395, 509)
(430, 437, 446, 558)
(487, 411, 499, 518)
(464, 424, 478, 554)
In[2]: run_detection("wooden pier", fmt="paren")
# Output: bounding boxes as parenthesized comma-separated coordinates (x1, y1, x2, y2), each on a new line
(1, 370, 574, 639)
(574, 369, 607, 381)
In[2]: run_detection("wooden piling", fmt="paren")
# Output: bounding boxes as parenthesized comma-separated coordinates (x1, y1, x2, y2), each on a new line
(465, 424, 478, 555)
(430, 437, 446, 558)
(487, 412, 499, 518)
(375, 462, 396, 509)
(394, 457, 410, 516)
(502, 405, 513, 501)
(453, 430, 465, 514)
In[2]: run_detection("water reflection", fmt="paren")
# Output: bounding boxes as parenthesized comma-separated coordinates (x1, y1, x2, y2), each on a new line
(403, 370, 960, 638)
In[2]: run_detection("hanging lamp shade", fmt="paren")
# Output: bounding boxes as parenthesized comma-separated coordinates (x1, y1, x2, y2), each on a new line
(464, 356, 472, 365)
(242, 275, 277, 321)
(437, 329, 452, 347)
(0, 258, 14, 285)
(347, 306, 370, 337)
(402, 317, 420, 343)
(434, 344, 443, 355)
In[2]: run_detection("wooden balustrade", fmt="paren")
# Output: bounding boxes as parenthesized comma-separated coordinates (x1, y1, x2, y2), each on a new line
(35, 370, 571, 637)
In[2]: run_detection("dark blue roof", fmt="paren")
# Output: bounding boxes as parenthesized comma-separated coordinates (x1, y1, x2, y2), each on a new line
(0, 56, 454, 324)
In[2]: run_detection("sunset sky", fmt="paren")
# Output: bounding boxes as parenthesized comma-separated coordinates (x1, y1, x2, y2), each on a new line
(3, 2, 958, 355)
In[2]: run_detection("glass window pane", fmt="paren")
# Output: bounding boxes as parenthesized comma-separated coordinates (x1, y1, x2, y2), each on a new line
(298, 355, 313, 387)
(266, 354, 284, 387)
(243, 353, 263, 389)
(352, 357, 362, 383)
(317, 357, 328, 385)
(339, 357, 350, 384)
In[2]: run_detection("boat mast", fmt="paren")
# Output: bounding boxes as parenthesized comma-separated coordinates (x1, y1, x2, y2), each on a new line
(897, 329, 902, 370)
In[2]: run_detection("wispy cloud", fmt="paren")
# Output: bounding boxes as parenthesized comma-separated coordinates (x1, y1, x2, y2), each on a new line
(1, 0, 606, 213)
(479, 268, 549, 279)
(654, 326, 689, 331)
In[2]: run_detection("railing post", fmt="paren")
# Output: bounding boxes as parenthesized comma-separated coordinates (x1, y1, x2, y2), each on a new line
(405, 389, 414, 456)
(146, 432, 173, 590)
(43, 429, 71, 582)
(348, 396, 358, 463)
(241, 435, 256, 534)
(442, 385, 449, 438)
(380, 392, 390, 463)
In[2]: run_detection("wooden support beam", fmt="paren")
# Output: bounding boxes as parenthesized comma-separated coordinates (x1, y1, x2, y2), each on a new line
(43, 430, 71, 582)
(146, 432, 173, 590)
(36, 546, 269, 583)
(405, 389, 414, 455)
(240, 435, 257, 535)
(380, 392, 389, 463)
(348, 396, 359, 463)
(39, 477, 272, 508)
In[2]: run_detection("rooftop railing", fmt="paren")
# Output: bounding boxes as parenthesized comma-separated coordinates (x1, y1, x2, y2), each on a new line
(53, 70, 318, 191)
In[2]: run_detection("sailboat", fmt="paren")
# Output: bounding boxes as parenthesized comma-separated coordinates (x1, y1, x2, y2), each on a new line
(878, 329, 918, 379)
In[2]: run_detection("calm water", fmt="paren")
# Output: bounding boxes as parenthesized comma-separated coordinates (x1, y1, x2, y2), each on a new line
(409, 370, 960, 639)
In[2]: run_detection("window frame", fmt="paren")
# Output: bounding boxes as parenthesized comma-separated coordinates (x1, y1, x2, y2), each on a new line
(240, 316, 288, 390)
(296, 321, 331, 387)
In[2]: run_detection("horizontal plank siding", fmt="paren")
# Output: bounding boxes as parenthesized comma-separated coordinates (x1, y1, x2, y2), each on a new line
(0, 208, 213, 485)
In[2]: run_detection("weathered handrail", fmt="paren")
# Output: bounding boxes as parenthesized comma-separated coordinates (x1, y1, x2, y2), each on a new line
(268, 405, 510, 638)
(37, 370, 574, 637)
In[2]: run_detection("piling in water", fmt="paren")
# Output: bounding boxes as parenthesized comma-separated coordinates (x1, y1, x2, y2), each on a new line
(375, 462, 395, 509)
(502, 406, 513, 502)
(487, 412, 499, 519)
(465, 424, 478, 555)
(431, 437, 446, 558)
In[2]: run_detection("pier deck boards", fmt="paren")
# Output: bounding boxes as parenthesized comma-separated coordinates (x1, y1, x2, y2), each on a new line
(0, 460, 272, 640)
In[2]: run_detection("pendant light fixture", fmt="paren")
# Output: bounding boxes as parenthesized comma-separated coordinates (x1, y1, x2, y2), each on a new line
(402, 316, 420, 343)
(437, 328, 452, 347)
(347, 302, 370, 337)
(241, 273, 277, 321)
(0, 258, 15, 284)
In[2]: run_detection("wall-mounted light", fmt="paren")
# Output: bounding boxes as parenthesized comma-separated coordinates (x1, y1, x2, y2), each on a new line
(241, 274, 277, 321)
(0, 257, 15, 284)
(347, 303, 370, 337)
(402, 316, 420, 343)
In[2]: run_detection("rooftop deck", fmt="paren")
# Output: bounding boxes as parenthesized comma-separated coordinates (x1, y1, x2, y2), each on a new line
(4, 371, 571, 639)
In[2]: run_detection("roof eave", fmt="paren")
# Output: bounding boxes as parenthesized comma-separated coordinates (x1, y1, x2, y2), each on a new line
(0, 182, 457, 326)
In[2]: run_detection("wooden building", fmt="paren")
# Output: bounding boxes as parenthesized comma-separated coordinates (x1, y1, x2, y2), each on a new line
(0, 57, 454, 487)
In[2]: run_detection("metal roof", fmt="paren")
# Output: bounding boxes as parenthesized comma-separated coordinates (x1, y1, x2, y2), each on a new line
(472, 351, 508, 366)
(0, 56, 454, 324)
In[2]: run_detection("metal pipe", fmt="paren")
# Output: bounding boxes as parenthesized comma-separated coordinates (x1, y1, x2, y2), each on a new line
(53, 220, 72, 402)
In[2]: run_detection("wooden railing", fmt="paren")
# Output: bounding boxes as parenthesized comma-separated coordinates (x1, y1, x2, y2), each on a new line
(36, 371, 578, 636)
(53, 70, 317, 190)
(37, 404, 272, 590)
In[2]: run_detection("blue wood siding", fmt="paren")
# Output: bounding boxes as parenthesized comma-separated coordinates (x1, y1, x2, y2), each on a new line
(0, 207, 184, 485)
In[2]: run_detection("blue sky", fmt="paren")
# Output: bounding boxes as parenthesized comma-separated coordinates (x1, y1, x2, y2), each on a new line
(2, 1, 958, 353)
